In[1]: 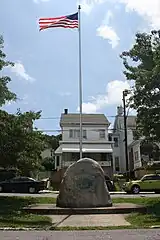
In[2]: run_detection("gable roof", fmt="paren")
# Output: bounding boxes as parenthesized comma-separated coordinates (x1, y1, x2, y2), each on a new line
(113, 115, 136, 132)
(60, 113, 109, 126)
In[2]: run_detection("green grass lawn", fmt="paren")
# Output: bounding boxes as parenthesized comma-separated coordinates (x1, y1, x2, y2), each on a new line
(0, 196, 159, 229)
(113, 197, 160, 228)
(0, 196, 56, 228)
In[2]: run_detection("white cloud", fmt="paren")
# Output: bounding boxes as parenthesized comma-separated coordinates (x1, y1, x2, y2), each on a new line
(79, 0, 160, 29)
(33, 0, 50, 3)
(97, 25, 120, 48)
(97, 10, 120, 48)
(117, 0, 160, 29)
(10, 61, 35, 82)
(78, 0, 105, 14)
(78, 80, 130, 113)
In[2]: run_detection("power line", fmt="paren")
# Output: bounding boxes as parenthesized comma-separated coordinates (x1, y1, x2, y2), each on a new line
(37, 115, 127, 120)
(34, 128, 139, 133)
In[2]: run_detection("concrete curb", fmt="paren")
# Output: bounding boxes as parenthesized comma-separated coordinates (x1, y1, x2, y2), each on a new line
(23, 203, 147, 215)
(0, 227, 42, 231)
(42, 191, 126, 195)
(110, 192, 125, 194)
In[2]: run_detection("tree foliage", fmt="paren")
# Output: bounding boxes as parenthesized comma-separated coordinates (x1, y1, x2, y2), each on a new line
(41, 134, 61, 171)
(0, 110, 46, 175)
(0, 35, 17, 106)
(0, 35, 48, 176)
(121, 31, 160, 142)
(43, 134, 62, 150)
(41, 157, 55, 171)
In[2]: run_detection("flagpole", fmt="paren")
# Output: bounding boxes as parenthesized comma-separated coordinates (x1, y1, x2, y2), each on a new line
(78, 5, 83, 159)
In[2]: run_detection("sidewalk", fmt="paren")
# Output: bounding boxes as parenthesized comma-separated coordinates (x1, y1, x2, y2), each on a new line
(50, 214, 131, 228)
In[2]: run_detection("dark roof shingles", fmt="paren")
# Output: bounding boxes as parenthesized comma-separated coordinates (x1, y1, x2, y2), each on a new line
(60, 114, 109, 126)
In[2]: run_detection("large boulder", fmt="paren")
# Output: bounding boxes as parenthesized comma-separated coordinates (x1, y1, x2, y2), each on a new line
(56, 158, 112, 208)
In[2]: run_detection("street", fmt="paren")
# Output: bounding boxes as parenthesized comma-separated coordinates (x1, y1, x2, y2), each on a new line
(0, 192, 160, 198)
(0, 229, 160, 240)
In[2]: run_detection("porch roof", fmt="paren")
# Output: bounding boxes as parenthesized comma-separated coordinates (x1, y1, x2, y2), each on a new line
(55, 145, 62, 154)
(62, 147, 113, 153)
(55, 145, 113, 154)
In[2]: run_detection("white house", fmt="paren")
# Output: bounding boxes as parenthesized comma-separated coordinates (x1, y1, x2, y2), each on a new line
(128, 139, 160, 178)
(111, 106, 136, 173)
(41, 148, 54, 160)
(55, 109, 114, 178)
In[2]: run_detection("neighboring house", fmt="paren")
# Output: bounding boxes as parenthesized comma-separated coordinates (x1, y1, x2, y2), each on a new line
(41, 148, 54, 160)
(55, 109, 114, 178)
(128, 139, 160, 178)
(110, 106, 136, 173)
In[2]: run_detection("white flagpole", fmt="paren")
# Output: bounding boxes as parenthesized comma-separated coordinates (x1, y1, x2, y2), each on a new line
(78, 5, 83, 159)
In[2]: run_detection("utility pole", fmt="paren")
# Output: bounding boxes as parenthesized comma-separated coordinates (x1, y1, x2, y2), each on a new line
(123, 90, 129, 181)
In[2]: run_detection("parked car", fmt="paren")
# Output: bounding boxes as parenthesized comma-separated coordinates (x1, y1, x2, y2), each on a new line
(0, 176, 50, 194)
(105, 176, 115, 191)
(122, 174, 160, 194)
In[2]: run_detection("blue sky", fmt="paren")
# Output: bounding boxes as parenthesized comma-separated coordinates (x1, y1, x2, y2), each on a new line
(0, 0, 159, 134)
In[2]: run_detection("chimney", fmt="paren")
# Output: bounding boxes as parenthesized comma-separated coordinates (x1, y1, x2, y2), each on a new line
(64, 108, 68, 114)
(117, 106, 123, 116)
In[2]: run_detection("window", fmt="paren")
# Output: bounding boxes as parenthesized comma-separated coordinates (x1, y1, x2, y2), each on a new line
(108, 134, 112, 141)
(114, 137, 119, 147)
(69, 129, 87, 139)
(57, 156, 60, 167)
(150, 175, 160, 180)
(72, 153, 79, 161)
(99, 130, 105, 139)
(115, 157, 120, 172)
(69, 129, 73, 138)
(75, 130, 80, 138)
(83, 130, 87, 139)
(134, 151, 139, 162)
(101, 153, 107, 161)
(142, 175, 160, 181)
(10, 177, 34, 182)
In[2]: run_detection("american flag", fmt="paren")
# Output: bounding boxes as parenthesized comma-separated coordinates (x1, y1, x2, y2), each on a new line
(39, 12, 78, 31)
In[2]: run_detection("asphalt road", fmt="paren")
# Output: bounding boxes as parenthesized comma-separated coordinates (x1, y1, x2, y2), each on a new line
(0, 229, 160, 240)
(0, 192, 160, 198)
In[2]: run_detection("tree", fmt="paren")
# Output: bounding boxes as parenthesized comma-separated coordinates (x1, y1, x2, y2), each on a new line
(41, 157, 55, 171)
(43, 134, 62, 150)
(41, 134, 61, 171)
(0, 35, 16, 106)
(121, 31, 160, 142)
(0, 35, 48, 176)
(0, 110, 46, 175)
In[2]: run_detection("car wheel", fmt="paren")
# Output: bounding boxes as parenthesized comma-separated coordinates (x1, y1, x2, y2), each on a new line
(28, 187, 36, 194)
(131, 185, 140, 194)
(0, 186, 3, 192)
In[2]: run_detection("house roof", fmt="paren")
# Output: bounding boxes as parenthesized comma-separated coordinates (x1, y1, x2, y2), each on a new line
(113, 115, 136, 132)
(60, 113, 109, 126)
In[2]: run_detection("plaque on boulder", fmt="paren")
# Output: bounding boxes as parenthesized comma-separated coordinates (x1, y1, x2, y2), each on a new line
(56, 158, 112, 208)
